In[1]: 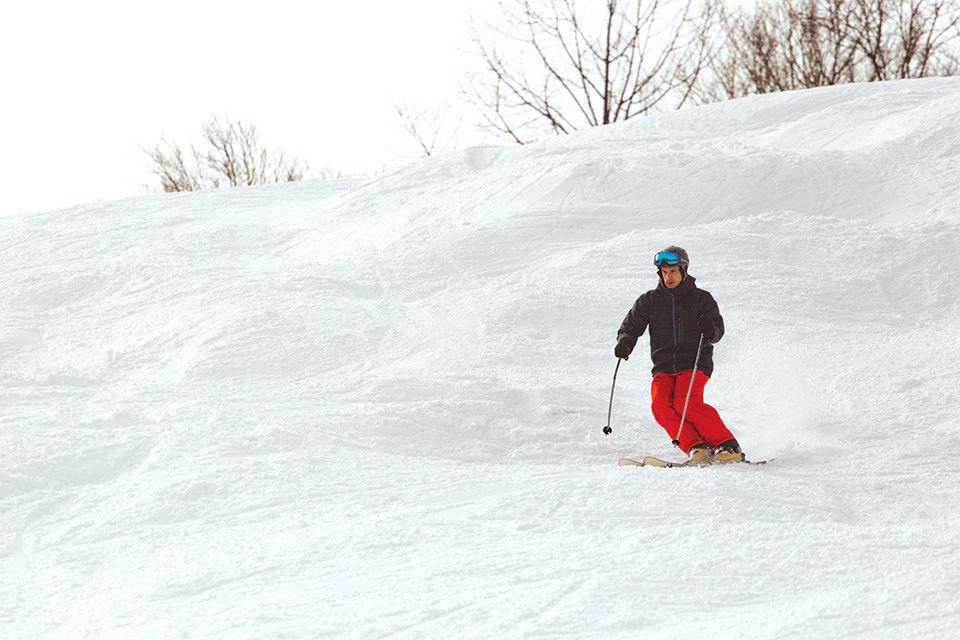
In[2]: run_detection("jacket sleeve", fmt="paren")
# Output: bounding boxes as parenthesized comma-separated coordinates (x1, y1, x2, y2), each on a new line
(617, 295, 649, 352)
(698, 291, 725, 344)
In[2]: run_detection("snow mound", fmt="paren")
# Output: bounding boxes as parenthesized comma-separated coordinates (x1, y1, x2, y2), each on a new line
(2, 78, 959, 638)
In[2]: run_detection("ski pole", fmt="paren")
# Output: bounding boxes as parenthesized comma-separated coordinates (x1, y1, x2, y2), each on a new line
(602, 359, 621, 435)
(673, 333, 705, 448)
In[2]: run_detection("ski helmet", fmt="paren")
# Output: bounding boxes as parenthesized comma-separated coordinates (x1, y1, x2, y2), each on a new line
(654, 246, 690, 277)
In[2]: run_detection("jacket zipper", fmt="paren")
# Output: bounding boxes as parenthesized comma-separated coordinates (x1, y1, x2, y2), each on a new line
(671, 297, 679, 372)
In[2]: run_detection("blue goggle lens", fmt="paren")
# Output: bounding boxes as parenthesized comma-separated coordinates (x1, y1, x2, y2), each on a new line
(654, 251, 679, 266)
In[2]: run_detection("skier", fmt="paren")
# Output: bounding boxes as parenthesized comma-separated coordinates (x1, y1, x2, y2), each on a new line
(614, 246, 744, 464)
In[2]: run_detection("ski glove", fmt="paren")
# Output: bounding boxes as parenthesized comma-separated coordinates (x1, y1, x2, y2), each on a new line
(698, 317, 715, 343)
(614, 340, 633, 360)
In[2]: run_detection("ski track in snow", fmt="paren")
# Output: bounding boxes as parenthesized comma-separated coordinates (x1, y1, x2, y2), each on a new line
(2, 78, 960, 639)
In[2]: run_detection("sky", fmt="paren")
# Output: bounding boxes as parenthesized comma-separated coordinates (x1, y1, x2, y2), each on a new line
(0, 0, 496, 216)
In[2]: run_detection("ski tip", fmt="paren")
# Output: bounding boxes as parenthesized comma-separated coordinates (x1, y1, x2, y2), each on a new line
(742, 457, 776, 465)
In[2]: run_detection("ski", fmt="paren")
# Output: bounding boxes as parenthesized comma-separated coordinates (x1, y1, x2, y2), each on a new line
(618, 456, 773, 468)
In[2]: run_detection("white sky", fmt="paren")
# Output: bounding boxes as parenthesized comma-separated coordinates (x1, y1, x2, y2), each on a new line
(1, 0, 496, 216)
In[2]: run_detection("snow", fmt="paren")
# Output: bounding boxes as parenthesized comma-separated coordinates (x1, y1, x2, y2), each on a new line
(3, 77, 960, 639)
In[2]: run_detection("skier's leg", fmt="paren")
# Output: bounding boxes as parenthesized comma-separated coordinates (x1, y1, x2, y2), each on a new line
(651, 373, 704, 453)
(674, 370, 734, 448)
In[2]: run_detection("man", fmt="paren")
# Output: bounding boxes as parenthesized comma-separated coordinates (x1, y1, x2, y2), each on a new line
(614, 246, 744, 464)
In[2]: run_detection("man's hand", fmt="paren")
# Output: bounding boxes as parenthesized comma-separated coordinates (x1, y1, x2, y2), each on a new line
(614, 341, 632, 360)
(698, 317, 715, 342)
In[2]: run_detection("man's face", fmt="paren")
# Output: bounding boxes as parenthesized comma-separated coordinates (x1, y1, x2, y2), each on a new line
(661, 265, 683, 289)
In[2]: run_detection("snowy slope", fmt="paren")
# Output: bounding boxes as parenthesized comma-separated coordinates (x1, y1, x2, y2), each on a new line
(2, 77, 960, 639)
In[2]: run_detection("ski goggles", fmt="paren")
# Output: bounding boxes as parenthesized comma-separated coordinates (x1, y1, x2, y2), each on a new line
(654, 251, 680, 266)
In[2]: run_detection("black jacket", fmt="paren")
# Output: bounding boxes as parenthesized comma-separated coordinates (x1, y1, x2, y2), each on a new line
(616, 275, 724, 377)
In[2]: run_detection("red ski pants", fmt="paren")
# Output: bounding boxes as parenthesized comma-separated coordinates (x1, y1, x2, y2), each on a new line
(650, 370, 734, 453)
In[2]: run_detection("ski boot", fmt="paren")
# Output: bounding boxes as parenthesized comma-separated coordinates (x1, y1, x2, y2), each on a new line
(687, 443, 714, 465)
(714, 439, 745, 463)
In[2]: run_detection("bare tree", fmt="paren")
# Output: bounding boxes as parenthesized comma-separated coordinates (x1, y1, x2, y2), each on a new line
(698, 0, 859, 99)
(698, 0, 960, 100)
(850, 0, 960, 79)
(141, 115, 309, 193)
(393, 99, 460, 157)
(142, 137, 205, 193)
(462, 0, 711, 143)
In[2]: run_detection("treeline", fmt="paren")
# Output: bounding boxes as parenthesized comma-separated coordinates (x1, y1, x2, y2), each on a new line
(141, 0, 960, 192)
(462, 0, 960, 142)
